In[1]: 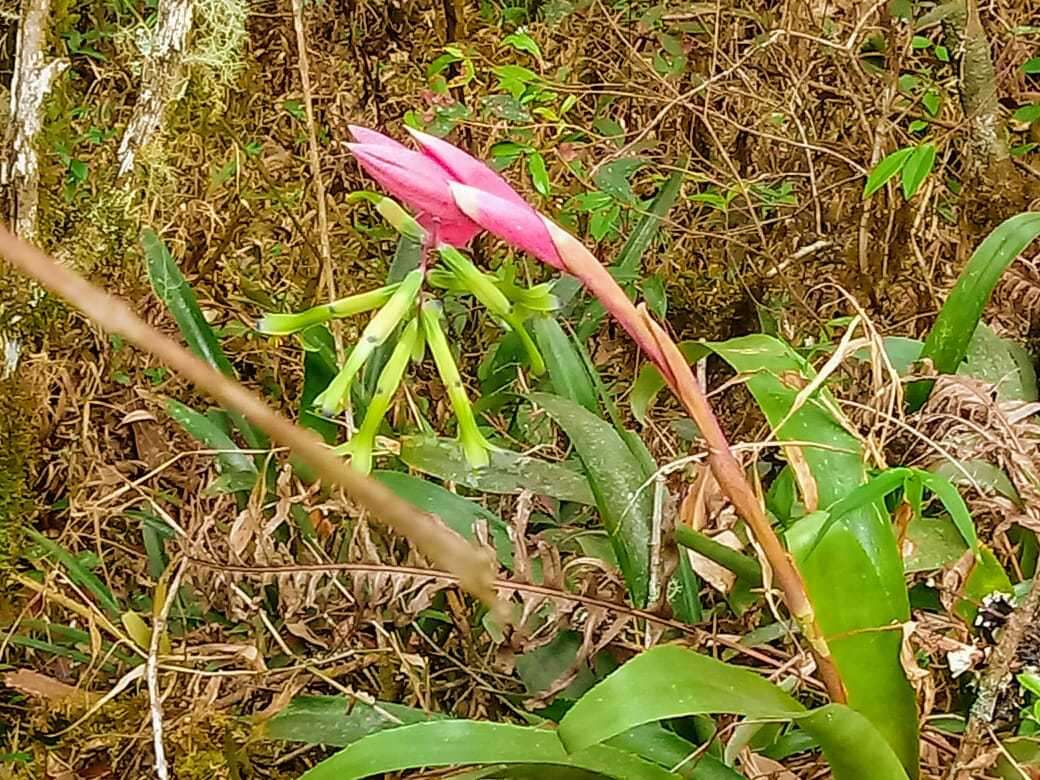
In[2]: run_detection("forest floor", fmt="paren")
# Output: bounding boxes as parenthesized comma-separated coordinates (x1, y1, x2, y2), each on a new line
(2, 0, 1040, 778)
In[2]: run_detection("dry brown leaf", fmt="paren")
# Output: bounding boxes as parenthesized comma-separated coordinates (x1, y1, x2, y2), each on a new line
(3, 669, 100, 707)
(741, 751, 798, 779)
(686, 529, 744, 593)
(285, 620, 329, 649)
(940, 549, 977, 614)
(784, 444, 819, 512)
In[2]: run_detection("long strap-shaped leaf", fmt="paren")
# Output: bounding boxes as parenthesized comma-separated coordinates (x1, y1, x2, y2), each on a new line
(299, 721, 679, 780)
(708, 335, 919, 776)
(531, 392, 653, 607)
(557, 645, 909, 780)
(908, 212, 1040, 408)
(142, 230, 267, 451)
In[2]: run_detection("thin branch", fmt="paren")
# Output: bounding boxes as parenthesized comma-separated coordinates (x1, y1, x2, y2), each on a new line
(0, 225, 502, 613)
(147, 558, 186, 780)
(289, 0, 333, 297)
(948, 557, 1040, 779)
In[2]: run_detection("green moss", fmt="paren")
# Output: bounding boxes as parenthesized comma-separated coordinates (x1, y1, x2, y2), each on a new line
(0, 370, 36, 564)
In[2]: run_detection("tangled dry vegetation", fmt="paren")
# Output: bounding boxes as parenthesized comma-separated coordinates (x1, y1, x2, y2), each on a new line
(3, 0, 1040, 778)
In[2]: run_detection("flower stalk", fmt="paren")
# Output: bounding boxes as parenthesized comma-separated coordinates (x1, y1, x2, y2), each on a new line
(436, 246, 545, 376)
(337, 317, 421, 474)
(256, 284, 399, 336)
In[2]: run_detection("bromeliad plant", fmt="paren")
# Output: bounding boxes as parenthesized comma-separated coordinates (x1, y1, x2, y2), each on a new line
(260, 134, 1040, 779)
(259, 125, 850, 711)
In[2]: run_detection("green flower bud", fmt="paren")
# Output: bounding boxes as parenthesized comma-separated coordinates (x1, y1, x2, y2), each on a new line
(420, 299, 492, 468)
(437, 246, 513, 320)
(348, 191, 427, 242)
(256, 284, 399, 336)
(341, 317, 420, 474)
(436, 247, 544, 375)
(314, 269, 424, 414)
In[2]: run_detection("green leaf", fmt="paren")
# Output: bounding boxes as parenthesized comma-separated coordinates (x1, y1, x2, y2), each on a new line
(863, 147, 914, 198)
(1025, 58, 1040, 75)
(594, 158, 645, 204)
(708, 335, 918, 774)
(264, 695, 440, 745)
(558, 646, 908, 780)
(589, 204, 620, 241)
(24, 528, 122, 617)
(399, 435, 594, 505)
(607, 724, 739, 779)
(165, 399, 258, 481)
(359, 236, 422, 407)
(674, 526, 763, 585)
(954, 545, 1013, 625)
(1014, 103, 1040, 124)
(527, 151, 551, 196)
(797, 705, 910, 780)
(532, 318, 598, 413)
(997, 737, 1040, 779)
(630, 341, 709, 424)
(300, 721, 678, 780)
(959, 323, 1038, 402)
(804, 466, 977, 559)
(373, 471, 514, 568)
(900, 144, 935, 199)
(481, 94, 533, 123)
(617, 169, 683, 277)
(531, 392, 653, 606)
(931, 458, 1020, 504)
(852, 336, 923, 376)
(516, 631, 597, 700)
(909, 212, 1040, 408)
(903, 515, 966, 573)
(142, 230, 266, 450)
(641, 275, 668, 319)
(669, 553, 703, 624)
(560, 646, 802, 748)
(299, 326, 339, 443)
(502, 31, 543, 60)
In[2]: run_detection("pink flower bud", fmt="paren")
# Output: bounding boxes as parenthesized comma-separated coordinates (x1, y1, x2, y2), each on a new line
(347, 139, 481, 247)
(405, 127, 531, 210)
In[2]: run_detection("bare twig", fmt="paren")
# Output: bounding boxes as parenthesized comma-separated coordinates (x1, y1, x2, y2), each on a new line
(147, 558, 186, 780)
(0, 225, 501, 612)
(2, 0, 66, 239)
(289, 0, 333, 298)
(948, 553, 1040, 779)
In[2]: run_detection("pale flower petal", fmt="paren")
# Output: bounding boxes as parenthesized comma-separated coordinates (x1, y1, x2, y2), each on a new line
(406, 127, 530, 209)
(349, 143, 481, 246)
(449, 183, 563, 269)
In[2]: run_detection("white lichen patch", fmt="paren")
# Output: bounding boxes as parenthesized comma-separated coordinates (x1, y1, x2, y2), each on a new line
(186, 0, 249, 84)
